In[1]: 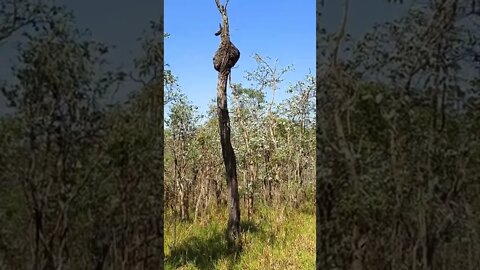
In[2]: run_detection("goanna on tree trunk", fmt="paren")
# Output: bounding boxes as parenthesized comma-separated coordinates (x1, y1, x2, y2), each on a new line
(213, 0, 241, 250)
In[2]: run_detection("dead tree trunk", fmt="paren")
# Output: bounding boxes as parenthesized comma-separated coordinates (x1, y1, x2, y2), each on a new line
(213, 0, 241, 250)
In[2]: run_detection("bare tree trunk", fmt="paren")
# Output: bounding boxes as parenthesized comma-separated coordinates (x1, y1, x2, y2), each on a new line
(216, 70, 241, 249)
(194, 170, 206, 222)
(213, 0, 241, 250)
(248, 163, 256, 220)
(213, 173, 223, 206)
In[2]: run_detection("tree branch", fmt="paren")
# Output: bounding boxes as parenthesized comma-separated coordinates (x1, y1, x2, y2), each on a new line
(332, 0, 349, 70)
(214, 0, 224, 14)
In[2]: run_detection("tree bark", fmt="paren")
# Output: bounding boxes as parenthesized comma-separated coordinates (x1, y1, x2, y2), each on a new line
(216, 70, 241, 249)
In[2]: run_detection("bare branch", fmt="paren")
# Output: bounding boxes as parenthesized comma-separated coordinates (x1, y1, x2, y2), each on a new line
(214, 0, 223, 13)
(332, 0, 349, 70)
(214, 23, 222, 36)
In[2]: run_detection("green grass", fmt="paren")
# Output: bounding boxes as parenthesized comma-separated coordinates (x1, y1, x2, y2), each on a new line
(164, 204, 315, 270)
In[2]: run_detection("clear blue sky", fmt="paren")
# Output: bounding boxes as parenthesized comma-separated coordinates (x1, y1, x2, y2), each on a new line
(165, 0, 316, 115)
(59, 0, 160, 68)
(321, 0, 412, 36)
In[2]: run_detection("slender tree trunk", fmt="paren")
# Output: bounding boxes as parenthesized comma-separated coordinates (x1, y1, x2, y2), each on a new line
(214, 174, 223, 206)
(213, 0, 241, 250)
(216, 70, 241, 249)
(248, 163, 255, 220)
(194, 169, 206, 222)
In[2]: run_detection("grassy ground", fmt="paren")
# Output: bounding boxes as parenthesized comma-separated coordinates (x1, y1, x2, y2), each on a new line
(164, 203, 315, 270)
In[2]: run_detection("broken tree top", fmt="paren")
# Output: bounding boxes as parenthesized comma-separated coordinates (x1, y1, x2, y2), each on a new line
(212, 0, 240, 74)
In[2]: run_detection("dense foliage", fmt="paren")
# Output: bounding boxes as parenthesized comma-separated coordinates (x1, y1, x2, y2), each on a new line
(0, 2, 163, 269)
(317, 1, 480, 269)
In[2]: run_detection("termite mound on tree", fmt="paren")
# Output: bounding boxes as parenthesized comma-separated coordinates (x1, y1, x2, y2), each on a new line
(213, 40, 240, 73)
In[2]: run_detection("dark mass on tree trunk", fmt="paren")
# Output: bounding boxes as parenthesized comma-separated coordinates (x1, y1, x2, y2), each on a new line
(213, 40, 240, 73)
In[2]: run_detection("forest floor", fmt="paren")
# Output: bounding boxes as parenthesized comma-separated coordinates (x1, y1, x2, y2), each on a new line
(164, 203, 315, 270)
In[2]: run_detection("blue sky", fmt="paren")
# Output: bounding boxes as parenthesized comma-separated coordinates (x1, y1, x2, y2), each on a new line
(0, 0, 414, 115)
(58, 0, 160, 68)
(165, 0, 316, 115)
(321, 0, 412, 35)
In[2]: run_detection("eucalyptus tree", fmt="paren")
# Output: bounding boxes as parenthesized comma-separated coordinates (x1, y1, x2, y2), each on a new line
(317, 0, 480, 269)
(281, 73, 316, 206)
(244, 54, 293, 203)
(165, 94, 201, 221)
(0, 14, 121, 268)
(231, 83, 266, 219)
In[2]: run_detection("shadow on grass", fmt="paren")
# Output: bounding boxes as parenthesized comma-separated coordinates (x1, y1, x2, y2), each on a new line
(165, 230, 239, 270)
(240, 219, 260, 233)
(242, 216, 279, 246)
(165, 221, 265, 269)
